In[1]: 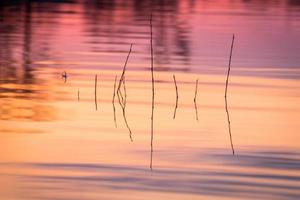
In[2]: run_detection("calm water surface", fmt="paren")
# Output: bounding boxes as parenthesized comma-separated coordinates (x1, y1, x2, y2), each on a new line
(0, 0, 300, 199)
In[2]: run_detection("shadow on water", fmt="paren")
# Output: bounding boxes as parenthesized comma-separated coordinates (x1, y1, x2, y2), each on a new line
(211, 151, 300, 171)
(2, 149, 299, 200)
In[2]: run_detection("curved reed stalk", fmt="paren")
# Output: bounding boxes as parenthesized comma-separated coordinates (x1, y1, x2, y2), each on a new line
(225, 34, 235, 155)
(116, 44, 133, 141)
(173, 75, 178, 119)
(194, 79, 199, 121)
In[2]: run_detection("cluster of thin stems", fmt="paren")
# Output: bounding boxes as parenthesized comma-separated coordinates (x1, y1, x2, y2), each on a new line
(73, 15, 236, 169)
(115, 44, 133, 142)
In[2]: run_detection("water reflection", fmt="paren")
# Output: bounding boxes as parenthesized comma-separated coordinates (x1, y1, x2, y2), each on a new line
(23, 1, 33, 85)
(1, 0, 300, 83)
(288, 0, 300, 7)
(1, 149, 299, 200)
(0, 1, 300, 199)
(0, 1, 57, 121)
(81, 0, 191, 68)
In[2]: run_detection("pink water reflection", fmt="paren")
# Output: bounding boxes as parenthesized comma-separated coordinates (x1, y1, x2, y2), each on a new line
(0, 0, 300, 200)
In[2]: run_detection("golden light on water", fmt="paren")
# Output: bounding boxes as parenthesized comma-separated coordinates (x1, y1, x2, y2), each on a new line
(1, 0, 300, 199)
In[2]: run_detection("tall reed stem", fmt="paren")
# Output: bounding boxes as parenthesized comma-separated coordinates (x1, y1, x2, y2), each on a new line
(95, 74, 98, 111)
(150, 13, 155, 170)
(225, 34, 235, 155)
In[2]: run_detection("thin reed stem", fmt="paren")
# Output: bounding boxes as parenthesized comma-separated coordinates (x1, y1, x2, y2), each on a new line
(194, 79, 199, 121)
(95, 74, 98, 111)
(122, 108, 133, 142)
(150, 13, 155, 170)
(116, 44, 133, 141)
(117, 88, 123, 110)
(113, 75, 117, 128)
(225, 34, 235, 155)
(117, 44, 132, 98)
(123, 77, 127, 106)
(117, 87, 133, 141)
(173, 75, 178, 119)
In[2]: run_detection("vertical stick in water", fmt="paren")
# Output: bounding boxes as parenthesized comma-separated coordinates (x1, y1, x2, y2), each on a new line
(95, 74, 98, 111)
(173, 75, 178, 119)
(150, 13, 155, 170)
(123, 77, 127, 106)
(225, 34, 235, 155)
(194, 79, 199, 121)
(113, 75, 117, 128)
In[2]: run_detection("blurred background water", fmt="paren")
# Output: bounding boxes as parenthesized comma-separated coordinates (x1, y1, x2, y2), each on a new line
(0, 0, 300, 200)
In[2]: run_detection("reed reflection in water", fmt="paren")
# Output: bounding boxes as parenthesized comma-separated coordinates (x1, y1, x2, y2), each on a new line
(1, 0, 300, 200)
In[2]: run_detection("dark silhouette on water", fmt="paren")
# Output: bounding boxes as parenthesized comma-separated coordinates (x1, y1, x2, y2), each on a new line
(112, 75, 118, 128)
(117, 44, 133, 142)
(194, 79, 199, 121)
(150, 13, 155, 170)
(225, 34, 235, 155)
(173, 75, 178, 119)
(62, 71, 67, 83)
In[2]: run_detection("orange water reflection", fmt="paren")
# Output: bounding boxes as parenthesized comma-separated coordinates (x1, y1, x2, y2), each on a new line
(1, 0, 300, 199)
(1, 69, 300, 199)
